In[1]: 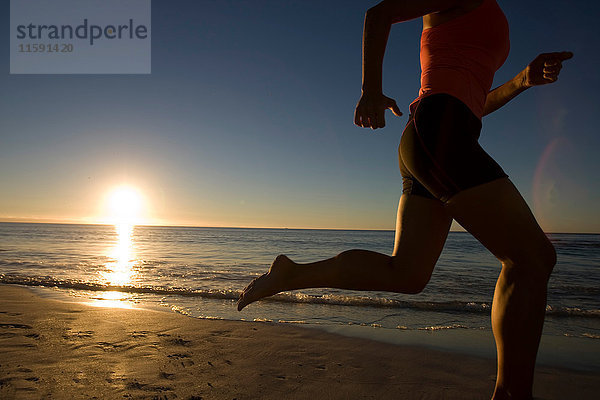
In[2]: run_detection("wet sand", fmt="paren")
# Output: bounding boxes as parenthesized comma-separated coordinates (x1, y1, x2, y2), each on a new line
(1, 284, 598, 399)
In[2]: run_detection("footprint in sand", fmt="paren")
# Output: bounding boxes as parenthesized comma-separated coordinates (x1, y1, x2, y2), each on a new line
(62, 330, 94, 340)
(167, 337, 191, 346)
(0, 323, 32, 329)
(1, 323, 38, 347)
(167, 353, 194, 367)
(2, 368, 41, 393)
(209, 329, 232, 337)
(125, 379, 173, 393)
(155, 332, 192, 346)
(167, 353, 190, 359)
(95, 341, 125, 352)
(159, 371, 175, 380)
(130, 330, 150, 338)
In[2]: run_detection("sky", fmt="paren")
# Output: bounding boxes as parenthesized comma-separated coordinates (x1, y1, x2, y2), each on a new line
(1, 0, 599, 232)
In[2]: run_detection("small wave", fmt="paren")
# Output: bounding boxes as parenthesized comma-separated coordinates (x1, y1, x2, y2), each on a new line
(0, 274, 240, 300)
(277, 320, 307, 324)
(546, 305, 600, 318)
(345, 321, 384, 328)
(419, 324, 470, 331)
(582, 333, 600, 339)
(1, 274, 598, 319)
(563, 332, 600, 340)
(170, 305, 192, 317)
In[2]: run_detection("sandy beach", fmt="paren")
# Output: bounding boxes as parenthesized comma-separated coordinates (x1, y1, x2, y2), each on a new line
(0, 284, 597, 399)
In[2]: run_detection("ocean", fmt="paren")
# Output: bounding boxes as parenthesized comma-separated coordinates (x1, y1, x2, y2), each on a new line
(1, 222, 598, 368)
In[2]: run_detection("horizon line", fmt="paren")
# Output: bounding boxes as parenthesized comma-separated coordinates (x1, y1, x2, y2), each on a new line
(0, 219, 597, 235)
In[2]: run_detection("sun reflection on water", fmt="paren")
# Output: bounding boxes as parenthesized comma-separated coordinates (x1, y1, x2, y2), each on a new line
(93, 223, 138, 308)
(107, 223, 135, 286)
(88, 290, 135, 309)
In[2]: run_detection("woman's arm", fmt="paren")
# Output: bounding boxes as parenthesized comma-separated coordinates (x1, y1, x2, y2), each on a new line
(361, 0, 469, 93)
(481, 70, 528, 117)
(483, 51, 573, 117)
(355, 0, 471, 129)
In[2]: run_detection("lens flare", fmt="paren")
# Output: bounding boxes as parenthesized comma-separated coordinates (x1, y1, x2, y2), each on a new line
(532, 136, 588, 232)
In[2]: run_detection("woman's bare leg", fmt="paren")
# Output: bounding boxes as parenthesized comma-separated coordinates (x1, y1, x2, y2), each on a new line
(444, 178, 556, 400)
(237, 193, 452, 310)
(238, 176, 554, 399)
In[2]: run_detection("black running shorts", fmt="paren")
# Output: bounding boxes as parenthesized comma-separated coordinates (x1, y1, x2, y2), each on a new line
(398, 93, 508, 202)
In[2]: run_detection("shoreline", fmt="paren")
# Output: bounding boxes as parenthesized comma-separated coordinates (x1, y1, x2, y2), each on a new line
(1, 284, 598, 399)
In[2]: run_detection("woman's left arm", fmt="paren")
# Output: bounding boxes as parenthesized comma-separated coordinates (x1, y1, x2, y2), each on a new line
(482, 51, 573, 117)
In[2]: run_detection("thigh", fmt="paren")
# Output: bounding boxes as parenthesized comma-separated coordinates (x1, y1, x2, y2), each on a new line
(392, 194, 453, 280)
(398, 118, 438, 200)
(445, 178, 555, 271)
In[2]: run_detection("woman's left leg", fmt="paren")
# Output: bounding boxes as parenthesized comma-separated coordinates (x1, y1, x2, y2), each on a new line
(237, 193, 452, 310)
(443, 178, 556, 400)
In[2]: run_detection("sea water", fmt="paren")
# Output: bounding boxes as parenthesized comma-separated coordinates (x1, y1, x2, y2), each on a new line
(1, 223, 598, 368)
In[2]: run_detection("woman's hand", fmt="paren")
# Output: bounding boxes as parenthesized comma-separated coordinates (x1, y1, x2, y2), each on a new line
(521, 51, 573, 88)
(354, 92, 403, 129)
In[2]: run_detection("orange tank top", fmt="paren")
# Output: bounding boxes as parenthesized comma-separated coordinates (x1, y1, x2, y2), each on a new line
(410, 0, 510, 119)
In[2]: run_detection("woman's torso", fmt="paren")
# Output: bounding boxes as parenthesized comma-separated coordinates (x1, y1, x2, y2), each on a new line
(422, 0, 485, 31)
(411, 0, 510, 120)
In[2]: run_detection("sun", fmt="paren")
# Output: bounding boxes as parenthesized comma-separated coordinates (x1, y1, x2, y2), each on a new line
(105, 185, 145, 225)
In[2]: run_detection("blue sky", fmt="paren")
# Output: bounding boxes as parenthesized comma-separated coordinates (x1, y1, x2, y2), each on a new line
(1, 0, 599, 232)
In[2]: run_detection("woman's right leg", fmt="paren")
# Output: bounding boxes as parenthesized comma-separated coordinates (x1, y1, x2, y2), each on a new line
(237, 193, 452, 310)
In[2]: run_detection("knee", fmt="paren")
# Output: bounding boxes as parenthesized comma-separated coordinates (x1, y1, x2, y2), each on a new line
(543, 241, 557, 274)
(533, 240, 556, 281)
(406, 278, 430, 294)
(389, 256, 433, 294)
(503, 240, 556, 284)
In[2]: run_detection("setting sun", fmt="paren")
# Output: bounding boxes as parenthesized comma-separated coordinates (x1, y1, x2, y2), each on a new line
(104, 185, 146, 225)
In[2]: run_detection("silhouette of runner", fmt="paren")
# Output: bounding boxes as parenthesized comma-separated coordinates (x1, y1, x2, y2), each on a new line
(239, 1, 572, 398)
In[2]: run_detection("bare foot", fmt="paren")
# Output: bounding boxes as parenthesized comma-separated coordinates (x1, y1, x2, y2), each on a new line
(237, 255, 295, 311)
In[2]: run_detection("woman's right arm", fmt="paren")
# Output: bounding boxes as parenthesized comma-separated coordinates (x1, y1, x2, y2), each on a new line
(355, 0, 472, 129)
